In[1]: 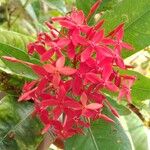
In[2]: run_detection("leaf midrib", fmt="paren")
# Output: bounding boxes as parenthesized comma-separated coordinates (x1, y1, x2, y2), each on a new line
(87, 127, 99, 150)
(0, 107, 33, 143)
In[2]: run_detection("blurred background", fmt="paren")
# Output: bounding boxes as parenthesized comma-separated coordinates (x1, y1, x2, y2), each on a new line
(0, 0, 75, 35)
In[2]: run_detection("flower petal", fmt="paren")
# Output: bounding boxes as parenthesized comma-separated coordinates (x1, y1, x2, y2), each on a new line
(41, 50, 54, 61)
(122, 42, 134, 50)
(86, 73, 101, 83)
(57, 38, 70, 48)
(72, 75, 82, 95)
(115, 56, 125, 69)
(86, 103, 102, 110)
(71, 10, 85, 25)
(35, 45, 46, 55)
(43, 64, 56, 73)
(18, 88, 36, 101)
(56, 56, 65, 68)
(31, 65, 48, 76)
(41, 99, 58, 108)
(23, 80, 37, 92)
(102, 64, 112, 81)
(99, 114, 114, 123)
(58, 67, 76, 75)
(81, 47, 93, 62)
(53, 107, 62, 120)
(80, 92, 87, 106)
(64, 100, 81, 109)
(68, 42, 75, 59)
(36, 78, 48, 93)
(59, 20, 75, 29)
(52, 73, 61, 88)
(106, 82, 119, 92)
(93, 30, 104, 43)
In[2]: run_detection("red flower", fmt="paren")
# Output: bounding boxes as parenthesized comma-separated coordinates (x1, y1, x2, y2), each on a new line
(53, 10, 90, 34)
(41, 38, 70, 61)
(43, 56, 76, 88)
(118, 75, 136, 103)
(81, 30, 112, 62)
(86, 72, 119, 92)
(41, 86, 80, 119)
(109, 23, 133, 53)
(78, 92, 102, 118)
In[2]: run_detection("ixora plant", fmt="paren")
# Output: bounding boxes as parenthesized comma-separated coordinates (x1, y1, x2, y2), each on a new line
(3, 0, 136, 139)
(0, 0, 150, 150)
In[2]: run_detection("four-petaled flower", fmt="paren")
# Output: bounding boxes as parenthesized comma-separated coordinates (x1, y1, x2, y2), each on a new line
(43, 56, 76, 88)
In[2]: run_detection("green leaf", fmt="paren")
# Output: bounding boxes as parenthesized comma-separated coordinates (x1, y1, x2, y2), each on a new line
(45, 0, 67, 14)
(0, 96, 43, 150)
(19, 0, 38, 22)
(121, 112, 149, 150)
(0, 29, 39, 79)
(101, 0, 150, 58)
(65, 108, 132, 150)
(107, 96, 130, 115)
(31, 0, 41, 18)
(0, 43, 38, 80)
(0, 29, 34, 51)
(76, 0, 118, 16)
(76, 0, 119, 25)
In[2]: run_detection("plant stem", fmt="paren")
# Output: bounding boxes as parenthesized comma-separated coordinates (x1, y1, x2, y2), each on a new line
(5, 0, 11, 30)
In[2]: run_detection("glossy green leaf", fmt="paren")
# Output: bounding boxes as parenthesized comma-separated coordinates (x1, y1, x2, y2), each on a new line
(101, 0, 150, 58)
(76, 0, 119, 25)
(76, 0, 118, 16)
(0, 96, 43, 150)
(107, 96, 130, 115)
(65, 108, 132, 150)
(121, 111, 149, 150)
(0, 43, 38, 80)
(0, 29, 39, 79)
(107, 97, 149, 149)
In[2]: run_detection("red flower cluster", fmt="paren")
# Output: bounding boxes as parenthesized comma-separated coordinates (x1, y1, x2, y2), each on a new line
(3, 5, 136, 139)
